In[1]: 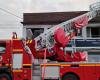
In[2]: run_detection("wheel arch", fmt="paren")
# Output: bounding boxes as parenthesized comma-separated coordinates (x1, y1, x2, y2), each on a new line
(0, 67, 12, 80)
(62, 72, 80, 80)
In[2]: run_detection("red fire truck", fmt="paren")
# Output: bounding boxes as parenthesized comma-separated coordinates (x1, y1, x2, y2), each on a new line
(0, 2, 100, 80)
(0, 37, 33, 80)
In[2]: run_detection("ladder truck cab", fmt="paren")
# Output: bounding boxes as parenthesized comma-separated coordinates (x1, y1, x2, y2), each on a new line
(0, 34, 32, 80)
(26, 2, 100, 80)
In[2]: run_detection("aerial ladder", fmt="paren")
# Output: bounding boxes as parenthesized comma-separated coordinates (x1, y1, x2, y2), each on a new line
(27, 2, 100, 62)
(26, 2, 100, 80)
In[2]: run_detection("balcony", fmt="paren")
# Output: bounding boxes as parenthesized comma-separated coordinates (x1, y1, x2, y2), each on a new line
(68, 38, 100, 47)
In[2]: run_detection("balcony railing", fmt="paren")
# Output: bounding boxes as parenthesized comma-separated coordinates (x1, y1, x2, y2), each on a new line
(68, 38, 100, 47)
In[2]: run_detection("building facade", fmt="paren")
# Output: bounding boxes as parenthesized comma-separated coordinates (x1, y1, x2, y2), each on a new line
(22, 11, 100, 62)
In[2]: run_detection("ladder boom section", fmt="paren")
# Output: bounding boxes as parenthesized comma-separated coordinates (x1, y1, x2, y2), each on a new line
(35, 2, 100, 50)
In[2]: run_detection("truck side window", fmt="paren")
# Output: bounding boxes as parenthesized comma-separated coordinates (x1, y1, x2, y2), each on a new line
(0, 43, 6, 53)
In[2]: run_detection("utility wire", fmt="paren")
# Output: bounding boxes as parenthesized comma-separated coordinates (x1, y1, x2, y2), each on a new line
(0, 7, 23, 20)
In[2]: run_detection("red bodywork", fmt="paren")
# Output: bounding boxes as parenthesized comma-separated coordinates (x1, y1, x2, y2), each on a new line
(60, 63, 100, 80)
(0, 39, 32, 80)
(41, 63, 100, 80)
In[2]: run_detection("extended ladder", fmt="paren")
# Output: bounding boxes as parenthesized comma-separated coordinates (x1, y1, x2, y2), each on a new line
(35, 2, 100, 50)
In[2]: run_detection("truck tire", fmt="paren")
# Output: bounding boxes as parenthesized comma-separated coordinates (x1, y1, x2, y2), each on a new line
(62, 74, 79, 80)
(0, 73, 11, 80)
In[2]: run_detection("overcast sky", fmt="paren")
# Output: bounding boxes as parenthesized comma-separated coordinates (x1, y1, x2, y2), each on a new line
(0, 0, 100, 39)
(0, 0, 100, 24)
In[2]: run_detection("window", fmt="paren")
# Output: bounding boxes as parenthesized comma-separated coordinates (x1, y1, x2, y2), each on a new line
(31, 28, 44, 38)
(77, 29, 82, 37)
(26, 28, 44, 39)
(0, 43, 6, 53)
(87, 27, 91, 37)
(87, 27, 100, 38)
(91, 27, 100, 37)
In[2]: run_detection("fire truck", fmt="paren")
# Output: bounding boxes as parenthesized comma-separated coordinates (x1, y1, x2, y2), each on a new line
(0, 2, 100, 80)
(0, 34, 33, 80)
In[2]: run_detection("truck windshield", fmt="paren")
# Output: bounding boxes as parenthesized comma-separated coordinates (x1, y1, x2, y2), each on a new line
(0, 43, 6, 53)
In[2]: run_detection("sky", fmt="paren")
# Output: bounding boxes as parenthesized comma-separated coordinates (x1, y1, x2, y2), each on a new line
(0, 0, 100, 24)
(0, 0, 100, 39)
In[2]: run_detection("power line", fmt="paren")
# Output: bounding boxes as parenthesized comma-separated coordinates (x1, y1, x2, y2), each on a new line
(0, 7, 23, 20)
